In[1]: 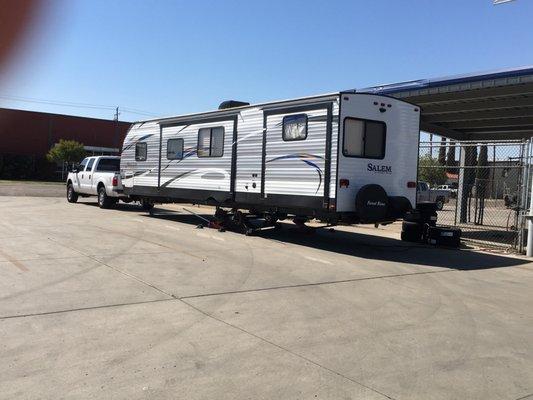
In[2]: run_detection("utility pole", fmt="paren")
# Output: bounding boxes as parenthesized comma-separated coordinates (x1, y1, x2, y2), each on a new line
(113, 107, 120, 153)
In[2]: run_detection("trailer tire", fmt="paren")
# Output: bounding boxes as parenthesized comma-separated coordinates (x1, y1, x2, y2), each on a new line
(67, 182, 78, 203)
(355, 184, 389, 222)
(98, 186, 113, 209)
(141, 200, 154, 211)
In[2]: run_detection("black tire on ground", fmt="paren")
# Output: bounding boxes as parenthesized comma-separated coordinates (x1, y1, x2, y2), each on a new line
(141, 200, 154, 211)
(416, 202, 438, 213)
(401, 230, 422, 243)
(435, 198, 444, 211)
(403, 210, 421, 222)
(401, 221, 423, 243)
(67, 183, 78, 203)
(98, 186, 114, 209)
(402, 220, 422, 234)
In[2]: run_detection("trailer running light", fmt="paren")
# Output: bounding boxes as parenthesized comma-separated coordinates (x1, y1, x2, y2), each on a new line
(112, 176, 118, 187)
(407, 181, 416, 188)
(340, 179, 349, 188)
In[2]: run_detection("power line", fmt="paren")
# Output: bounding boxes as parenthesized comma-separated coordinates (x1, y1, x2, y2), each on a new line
(0, 94, 160, 117)
(120, 107, 160, 117)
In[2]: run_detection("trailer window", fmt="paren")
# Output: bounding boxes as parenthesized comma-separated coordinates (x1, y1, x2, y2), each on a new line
(167, 138, 184, 160)
(96, 158, 120, 172)
(198, 127, 224, 157)
(343, 118, 386, 159)
(282, 114, 307, 141)
(135, 142, 147, 161)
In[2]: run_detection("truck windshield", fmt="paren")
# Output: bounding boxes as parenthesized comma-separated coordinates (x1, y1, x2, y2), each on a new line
(96, 158, 120, 172)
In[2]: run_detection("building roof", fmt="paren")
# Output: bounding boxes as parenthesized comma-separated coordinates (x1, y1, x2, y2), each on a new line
(359, 65, 533, 141)
(0, 107, 131, 124)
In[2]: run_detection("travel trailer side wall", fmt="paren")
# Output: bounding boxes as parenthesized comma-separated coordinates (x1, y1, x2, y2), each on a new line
(120, 92, 420, 224)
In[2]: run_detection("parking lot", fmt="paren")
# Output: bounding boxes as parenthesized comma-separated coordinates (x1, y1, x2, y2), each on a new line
(1, 195, 532, 400)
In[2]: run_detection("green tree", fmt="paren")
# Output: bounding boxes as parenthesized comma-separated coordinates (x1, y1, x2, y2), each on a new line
(46, 139, 86, 164)
(418, 155, 447, 186)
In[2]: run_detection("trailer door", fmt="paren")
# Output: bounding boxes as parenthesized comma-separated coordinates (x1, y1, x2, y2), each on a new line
(262, 104, 332, 209)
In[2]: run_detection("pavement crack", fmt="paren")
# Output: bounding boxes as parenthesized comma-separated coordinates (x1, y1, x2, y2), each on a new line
(0, 298, 175, 320)
(47, 237, 176, 299)
(93, 225, 205, 260)
(180, 297, 396, 400)
(179, 269, 455, 300)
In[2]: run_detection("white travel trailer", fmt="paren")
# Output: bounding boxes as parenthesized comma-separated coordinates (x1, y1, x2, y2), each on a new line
(120, 92, 420, 228)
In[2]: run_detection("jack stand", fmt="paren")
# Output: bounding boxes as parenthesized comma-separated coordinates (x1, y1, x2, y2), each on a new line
(213, 208, 281, 235)
(293, 217, 315, 234)
(183, 207, 218, 230)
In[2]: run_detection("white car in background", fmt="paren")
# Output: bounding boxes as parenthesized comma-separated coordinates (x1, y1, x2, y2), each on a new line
(437, 184, 458, 198)
(66, 156, 127, 208)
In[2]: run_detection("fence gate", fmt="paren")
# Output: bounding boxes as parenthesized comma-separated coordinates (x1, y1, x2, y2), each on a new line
(418, 138, 532, 251)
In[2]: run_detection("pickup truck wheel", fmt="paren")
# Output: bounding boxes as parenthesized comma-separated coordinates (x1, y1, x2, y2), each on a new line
(435, 198, 444, 211)
(67, 183, 78, 203)
(98, 186, 113, 209)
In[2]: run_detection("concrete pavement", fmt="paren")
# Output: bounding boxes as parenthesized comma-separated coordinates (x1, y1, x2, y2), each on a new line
(0, 196, 532, 399)
(0, 180, 64, 197)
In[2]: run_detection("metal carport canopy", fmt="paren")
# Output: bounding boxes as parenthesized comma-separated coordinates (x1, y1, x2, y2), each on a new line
(358, 65, 533, 141)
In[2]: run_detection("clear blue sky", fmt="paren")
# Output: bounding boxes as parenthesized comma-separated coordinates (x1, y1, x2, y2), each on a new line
(1, 0, 532, 122)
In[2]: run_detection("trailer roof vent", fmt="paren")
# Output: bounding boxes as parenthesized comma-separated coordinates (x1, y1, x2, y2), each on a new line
(218, 100, 250, 110)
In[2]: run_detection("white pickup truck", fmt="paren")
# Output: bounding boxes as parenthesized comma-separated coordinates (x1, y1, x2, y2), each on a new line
(66, 156, 127, 208)
(416, 181, 451, 210)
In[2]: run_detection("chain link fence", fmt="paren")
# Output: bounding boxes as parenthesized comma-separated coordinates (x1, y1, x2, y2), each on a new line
(418, 138, 532, 251)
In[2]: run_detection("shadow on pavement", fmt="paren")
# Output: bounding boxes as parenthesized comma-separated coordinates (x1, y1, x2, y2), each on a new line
(80, 201, 149, 213)
(258, 225, 529, 270)
(141, 208, 530, 270)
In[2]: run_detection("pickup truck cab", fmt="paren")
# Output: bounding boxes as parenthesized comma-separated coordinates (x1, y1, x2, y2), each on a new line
(416, 181, 451, 210)
(66, 156, 126, 208)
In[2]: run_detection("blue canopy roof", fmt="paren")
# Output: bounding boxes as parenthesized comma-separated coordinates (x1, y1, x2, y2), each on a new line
(356, 65, 533, 141)
(359, 65, 533, 96)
